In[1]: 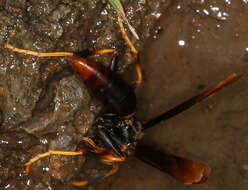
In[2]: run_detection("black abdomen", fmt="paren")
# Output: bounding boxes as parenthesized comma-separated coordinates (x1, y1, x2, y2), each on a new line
(67, 55, 136, 117)
(85, 68, 136, 117)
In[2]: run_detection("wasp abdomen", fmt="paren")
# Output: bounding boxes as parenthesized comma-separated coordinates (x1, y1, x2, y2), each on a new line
(66, 54, 136, 117)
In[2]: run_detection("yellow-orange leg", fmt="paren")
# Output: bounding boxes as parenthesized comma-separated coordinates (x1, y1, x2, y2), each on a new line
(5, 43, 119, 58)
(5, 43, 74, 57)
(5, 42, 140, 85)
(118, 14, 142, 86)
(81, 137, 126, 162)
(100, 153, 126, 164)
(86, 48, 120, 71)
(25, 150, 85, 174)
(81, 137, 106, 154)
(92, 49, 119, 57)
(5, 43, 121, 71)
(72, 163, 119, 186)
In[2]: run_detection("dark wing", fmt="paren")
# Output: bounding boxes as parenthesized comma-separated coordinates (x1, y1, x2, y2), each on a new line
(135, 142, 210, 184)
(143, 73, 241, 130)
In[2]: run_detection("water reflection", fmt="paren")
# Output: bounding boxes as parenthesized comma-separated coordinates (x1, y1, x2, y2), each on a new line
(189, 0, 232, 21)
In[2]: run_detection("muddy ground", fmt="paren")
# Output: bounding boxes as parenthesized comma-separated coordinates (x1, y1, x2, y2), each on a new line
(0, 0, 248, 190)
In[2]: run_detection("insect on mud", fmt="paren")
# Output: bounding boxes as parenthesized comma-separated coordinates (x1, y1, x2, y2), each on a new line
(4, 15, 241, 187)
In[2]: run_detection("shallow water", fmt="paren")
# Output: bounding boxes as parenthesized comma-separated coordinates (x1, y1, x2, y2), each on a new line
(113, 1, 248, 190)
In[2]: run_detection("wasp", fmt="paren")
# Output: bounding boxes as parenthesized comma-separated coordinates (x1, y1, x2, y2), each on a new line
(4, 15, 241, 187)
(4, 15, 144, 186)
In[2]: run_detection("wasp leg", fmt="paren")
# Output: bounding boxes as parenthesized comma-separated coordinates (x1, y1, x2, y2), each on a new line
(4, 43, 73, 57)
(91, 49, 120, 72)
(25, 150, 85, 174)
(72, 163, 119, 186)
(118, 14, 142, 87)
(80, 137, 125, 161)
(81, 137, 106, 154)
(100, 153, 125, 164)
(5, 43, 119, 59)
(109, 53, 119, 72)
(92, 49, 119, 57)
(98, 127, 124, 157)
(78, 48, 120, 72)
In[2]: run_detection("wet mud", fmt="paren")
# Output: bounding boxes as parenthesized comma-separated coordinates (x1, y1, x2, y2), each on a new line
(0, 0, 248, 190)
